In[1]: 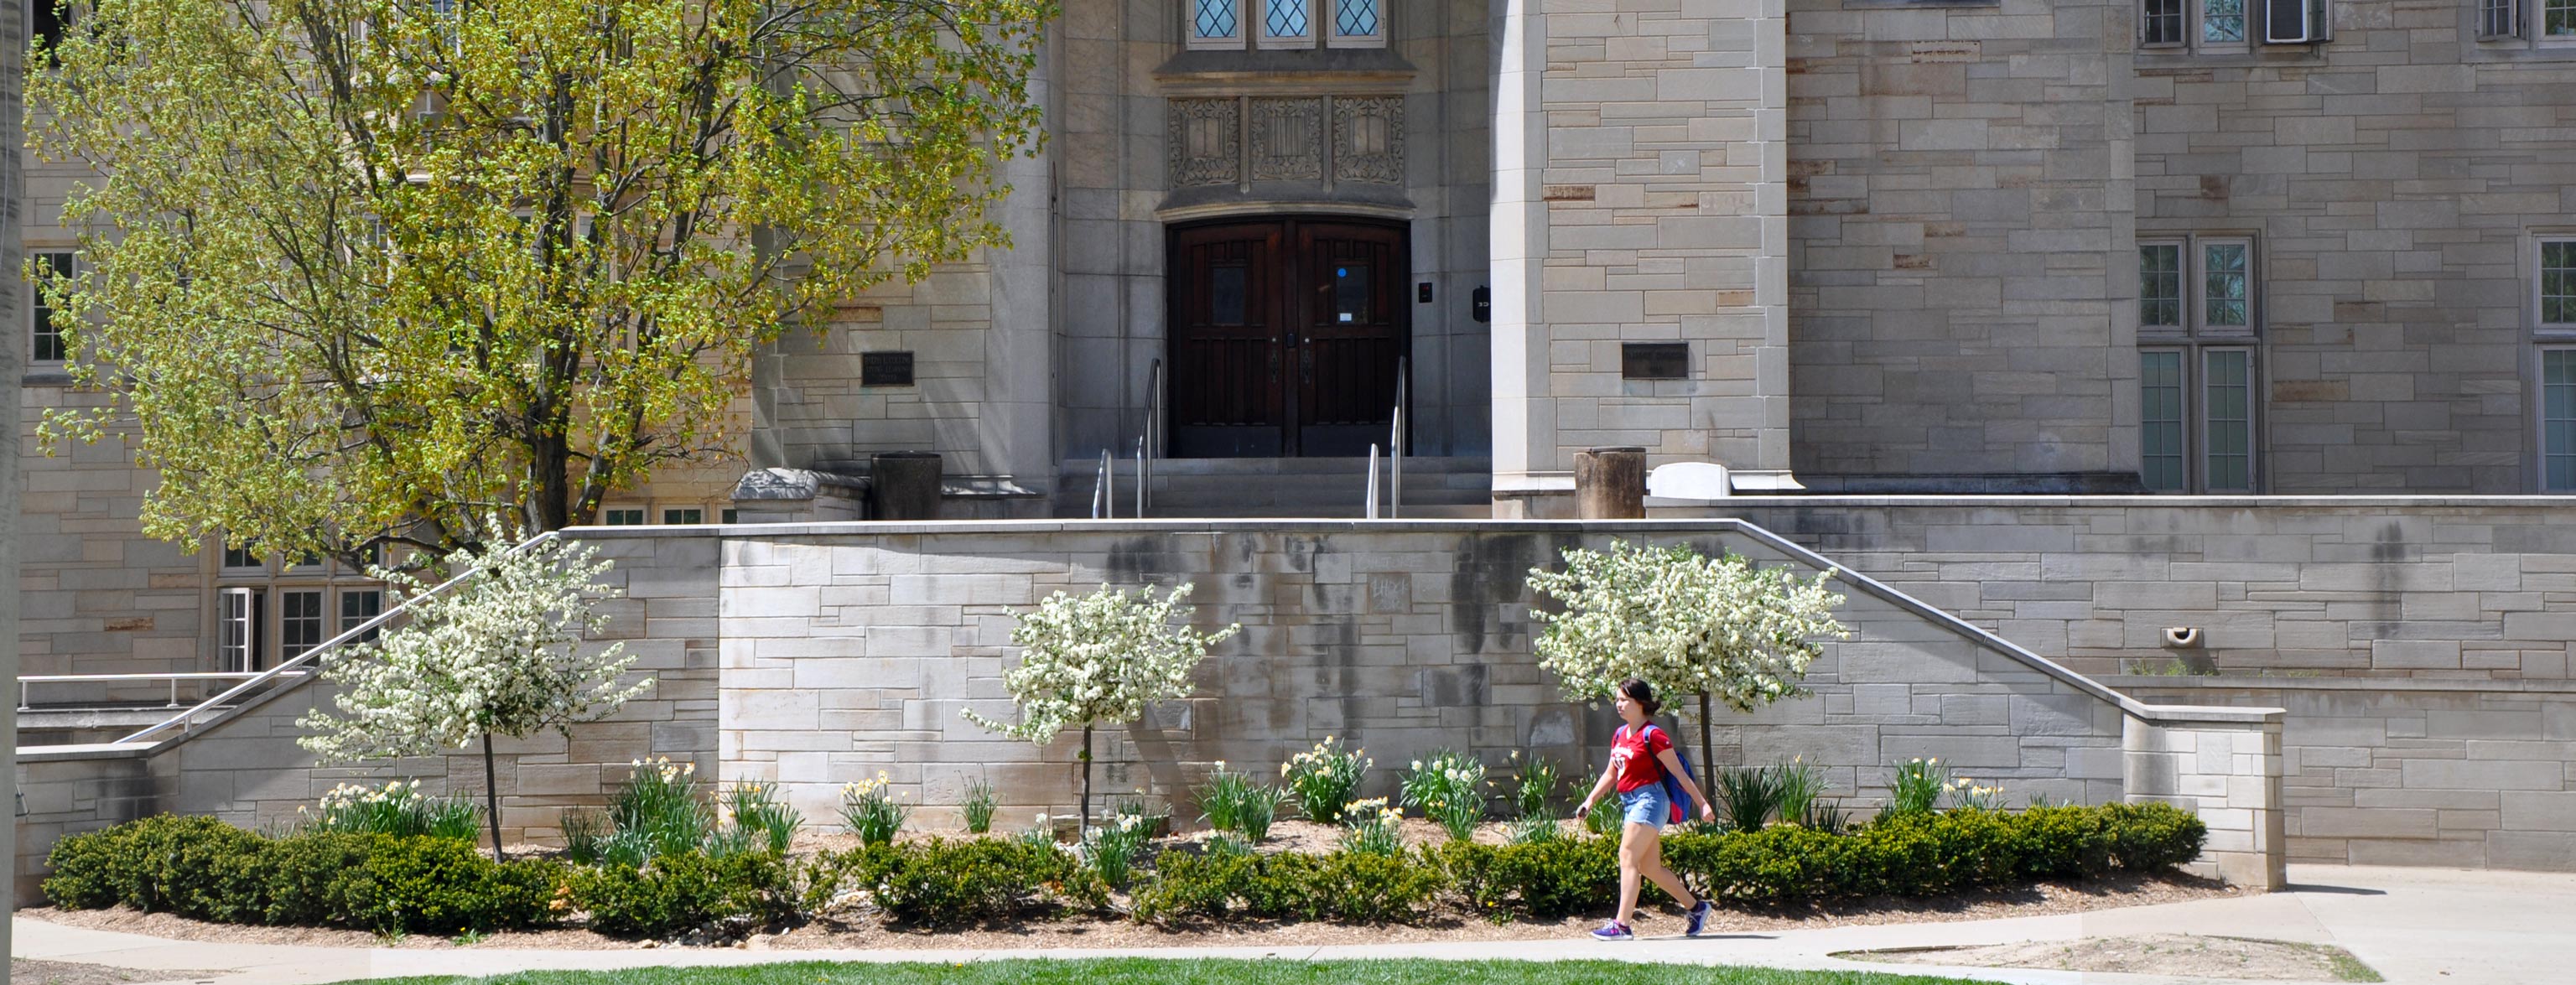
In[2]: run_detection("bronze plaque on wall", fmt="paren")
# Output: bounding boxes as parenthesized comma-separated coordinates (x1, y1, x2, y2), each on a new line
(1622, 342, 1689, 380)
(861, 351, 915, 387)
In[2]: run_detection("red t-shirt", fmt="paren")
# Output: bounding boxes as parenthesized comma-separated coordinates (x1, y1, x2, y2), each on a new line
(1610, 723, 1672, 794)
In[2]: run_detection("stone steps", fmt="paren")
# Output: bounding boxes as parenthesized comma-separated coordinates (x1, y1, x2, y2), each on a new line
(1057, 456, 1492, 517)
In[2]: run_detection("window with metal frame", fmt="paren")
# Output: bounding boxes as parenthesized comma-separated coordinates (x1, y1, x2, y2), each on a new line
(280, 589, 327, 660)
(601, 506, 647, 526)
(340, 588, 383, 644)
(1327, 0, 1384, 47)
(662, 507, 704, 525)
(1191, 0, 1380, 50)
(2139, 236, 2262, 492)
(2480, 0, 2522, 38)
(2542, 349, 2576, 491)
(2550, 0, 2576, 35)
(2543, 239, 2576, 328)
(1258, 0, 1314, 49)
(219, 588, 262, 673)
(30, 251, 71, 362)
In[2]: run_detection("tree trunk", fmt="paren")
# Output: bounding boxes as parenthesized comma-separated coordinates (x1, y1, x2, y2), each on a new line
(482, 732, 507, 863)
(529, 428, 573, 534)
(1079, 724, 1094, 834)
(1699, 691, 1716, 801)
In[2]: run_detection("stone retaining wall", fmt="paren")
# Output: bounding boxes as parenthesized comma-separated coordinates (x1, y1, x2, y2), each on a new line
(2116, 677, 2576, 872)
(1685, 498, 2576, 682)
(14, 521, 2286, 900)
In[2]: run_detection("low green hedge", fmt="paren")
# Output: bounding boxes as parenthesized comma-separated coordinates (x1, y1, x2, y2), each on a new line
(44, 801, 2205, 936)
(44, 815, 566, 934)
(1130, 848, 1447, 925)
(574, 849, 797, 939)
(801, 838, 1110, 927)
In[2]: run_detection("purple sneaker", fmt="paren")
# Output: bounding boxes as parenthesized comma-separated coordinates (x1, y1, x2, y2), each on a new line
(1590, 920, 1634, 941)
(1686, 899, 1712, 937)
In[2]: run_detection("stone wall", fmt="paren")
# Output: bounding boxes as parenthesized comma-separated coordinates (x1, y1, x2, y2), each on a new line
(14, 520, 2286, 899)
(692, 521, 2277, 884)
(2133, 5, 2576, 494)
(11, 533, 719, 903)
(2117, 677, 2576, 873)
(1693, 497, 2576, 681)
(1782, 0, 2138, 488)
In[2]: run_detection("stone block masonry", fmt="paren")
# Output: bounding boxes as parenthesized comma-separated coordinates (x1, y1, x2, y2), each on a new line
(14, 520, 2283, 900)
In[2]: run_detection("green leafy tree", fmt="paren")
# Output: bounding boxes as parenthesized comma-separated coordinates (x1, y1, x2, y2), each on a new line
(964, 584, 1240, 832)
(30, 0, 1053, 563)
(1528, 541, 1852, 794)
(297, 531, 652, 859)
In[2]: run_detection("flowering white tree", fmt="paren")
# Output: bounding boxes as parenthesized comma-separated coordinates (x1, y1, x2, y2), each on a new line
(1528, 540, 1851, 793)
(963, 583, 1240, 831)
(298, 531, 654, 859)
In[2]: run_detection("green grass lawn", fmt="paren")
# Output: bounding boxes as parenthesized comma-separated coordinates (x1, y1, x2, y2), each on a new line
(347, 959, 1985, 985)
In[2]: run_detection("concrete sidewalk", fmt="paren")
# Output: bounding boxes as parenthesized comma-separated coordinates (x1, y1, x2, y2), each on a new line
(13, 864, 2568, 985)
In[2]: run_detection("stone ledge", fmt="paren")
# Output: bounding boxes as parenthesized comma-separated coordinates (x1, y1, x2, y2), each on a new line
(2108, 676, 2576, 696)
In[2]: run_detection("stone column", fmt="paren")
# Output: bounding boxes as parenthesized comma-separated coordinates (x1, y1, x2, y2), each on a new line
(1489, 0, 1792, 516)
(2123, 708, 2288, 890)
(980, 20, 1057, 497)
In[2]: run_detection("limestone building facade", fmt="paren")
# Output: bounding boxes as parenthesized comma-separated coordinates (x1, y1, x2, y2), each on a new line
(13, 5, 2576, 735)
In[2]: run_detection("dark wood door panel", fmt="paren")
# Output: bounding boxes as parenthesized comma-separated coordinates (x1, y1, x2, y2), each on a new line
(1167, 217, 1406, 458)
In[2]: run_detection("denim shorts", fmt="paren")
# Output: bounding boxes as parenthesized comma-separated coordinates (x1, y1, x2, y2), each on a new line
(1618, 785, 1671, 827)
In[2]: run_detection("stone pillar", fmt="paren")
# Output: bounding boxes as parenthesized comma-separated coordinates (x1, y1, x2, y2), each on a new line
(2123, 708, 2287, 890)
(1489, 0, 1792, 516)
(980, 18, 1057, 492)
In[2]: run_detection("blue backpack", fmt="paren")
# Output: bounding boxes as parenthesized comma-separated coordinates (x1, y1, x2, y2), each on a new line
(1618, 722, 1697, 825)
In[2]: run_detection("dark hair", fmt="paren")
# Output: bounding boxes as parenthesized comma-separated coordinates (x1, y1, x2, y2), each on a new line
(1617, 678, 1660, 718)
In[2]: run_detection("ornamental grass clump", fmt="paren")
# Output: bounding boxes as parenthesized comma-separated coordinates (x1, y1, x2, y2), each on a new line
(961, 778, 998, 835)
(1083, 812, 1155, 889)
(604, 757, 714, 866)
(839, 772, 910, 847)
(1194, 761, 1285, 842)
(1715, 765, 1784, 832)
(1773, 759, 1827, 827)
(1283, 737, 1371, 826)
(1948, 776, 2008, 811)
(1885, 757, 1950, 817)
(723, 781, 803, 854)
(963, 583, 1239, 832)
(1337, 797, 1405, 856)
(1511, 750, 1562, 821)
(1400, 751, 1489, 842)
(299, 780, 482, 842)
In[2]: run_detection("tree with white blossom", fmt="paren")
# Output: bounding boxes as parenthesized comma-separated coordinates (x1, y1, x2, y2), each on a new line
(298, 530, 654, 860)
(1528, 540, 1852, 795)
(963, 583, 1240, 832)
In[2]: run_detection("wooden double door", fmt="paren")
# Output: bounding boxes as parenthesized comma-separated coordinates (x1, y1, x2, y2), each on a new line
(1167, 219, 1409, 458)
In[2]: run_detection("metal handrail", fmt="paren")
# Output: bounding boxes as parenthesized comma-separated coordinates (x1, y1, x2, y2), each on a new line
(1091, 448, 1114, 519)
(1385, 356, 1409, 518)
(1365, 444, 1381, 519)
(114, 531, 565, 744)
(1144, 359, 1163, 511)
(21, 671, 313, 712)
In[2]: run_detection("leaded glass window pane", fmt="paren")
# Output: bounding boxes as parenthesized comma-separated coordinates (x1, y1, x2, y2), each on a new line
(2141, 245, 2184, 328)
(1194, 0, 1239, 39)
(2202, 0, 2246, 42)
(1264, 0, 1310, 38)
(1335, 0, 1380, 36)
(2543, 241, 2576, 325)
(2547, 350, 2576, 491)
(2204, 242, 2249, 327)
(2142, 351, 2187, 491)
(2204, 350, 2253, 491)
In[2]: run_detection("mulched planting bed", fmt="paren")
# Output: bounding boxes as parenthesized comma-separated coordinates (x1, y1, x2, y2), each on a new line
(25, 869, 2236, 952)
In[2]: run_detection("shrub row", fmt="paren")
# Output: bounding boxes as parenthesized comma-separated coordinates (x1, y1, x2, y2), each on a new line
(46, 803, 2205, 935)
(801, 838, 1111, 927)
(44, 816, 564, 934)
(1145, 802, 2205, 925)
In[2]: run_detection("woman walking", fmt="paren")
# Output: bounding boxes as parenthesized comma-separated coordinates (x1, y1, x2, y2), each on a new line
(1573, 678, 1716, 941)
